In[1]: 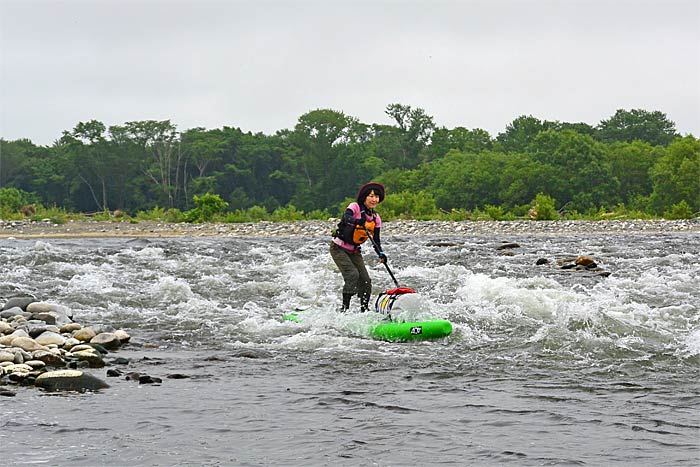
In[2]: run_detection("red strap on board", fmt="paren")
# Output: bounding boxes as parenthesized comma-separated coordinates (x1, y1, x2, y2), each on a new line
(384, 287, 416, 295)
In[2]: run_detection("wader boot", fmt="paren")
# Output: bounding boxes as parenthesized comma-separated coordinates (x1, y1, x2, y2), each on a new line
(359, 292, 371, 313)
(340, 293, 353, 312)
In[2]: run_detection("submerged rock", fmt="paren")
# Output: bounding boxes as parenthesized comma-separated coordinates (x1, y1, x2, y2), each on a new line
(34, 370, 109, 392)
(575, 255, 597, 268)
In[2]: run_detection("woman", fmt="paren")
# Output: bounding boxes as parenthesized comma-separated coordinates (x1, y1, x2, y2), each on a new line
(330, 182, 388, 312)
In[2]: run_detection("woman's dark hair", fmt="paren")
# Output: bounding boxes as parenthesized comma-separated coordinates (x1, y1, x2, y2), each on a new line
(356, 182, 385, 204)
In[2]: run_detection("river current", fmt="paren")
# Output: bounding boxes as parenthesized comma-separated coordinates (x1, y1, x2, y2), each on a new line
(1, 231, 698, 466)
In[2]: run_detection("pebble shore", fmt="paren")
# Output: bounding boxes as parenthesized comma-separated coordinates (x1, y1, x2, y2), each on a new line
(1, 218, 698, 239)
(0, 297, 134, 394)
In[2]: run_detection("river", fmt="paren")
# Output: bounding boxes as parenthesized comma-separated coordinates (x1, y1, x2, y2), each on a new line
(1, 231, 698, 466)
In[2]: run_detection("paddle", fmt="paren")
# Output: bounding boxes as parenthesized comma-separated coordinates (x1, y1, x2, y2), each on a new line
(362, 225, 400, 288)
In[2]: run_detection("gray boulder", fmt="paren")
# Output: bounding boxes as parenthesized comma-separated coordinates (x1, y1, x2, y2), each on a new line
(2, 296, 37, 311)
(34, 370, 109, 392)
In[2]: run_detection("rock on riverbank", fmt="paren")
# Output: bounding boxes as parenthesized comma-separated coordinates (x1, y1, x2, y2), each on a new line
(1, 218, 698, 239)
(0, 296, 131, 393)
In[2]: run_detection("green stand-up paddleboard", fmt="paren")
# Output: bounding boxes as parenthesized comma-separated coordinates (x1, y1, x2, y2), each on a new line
(283, 288, 452, 342)
(371, 319, 452, 341)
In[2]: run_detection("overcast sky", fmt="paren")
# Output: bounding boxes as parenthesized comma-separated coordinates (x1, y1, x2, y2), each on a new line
(1, 0, 698, 146)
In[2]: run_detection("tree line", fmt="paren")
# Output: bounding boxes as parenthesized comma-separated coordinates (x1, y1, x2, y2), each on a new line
(0, 104, 698, 221)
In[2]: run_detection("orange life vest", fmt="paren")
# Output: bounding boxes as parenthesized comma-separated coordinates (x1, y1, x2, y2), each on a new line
(334, 209, 377, 246)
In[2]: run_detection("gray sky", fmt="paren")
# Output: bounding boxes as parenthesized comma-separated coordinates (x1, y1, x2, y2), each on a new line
(1, 0, 698, 145)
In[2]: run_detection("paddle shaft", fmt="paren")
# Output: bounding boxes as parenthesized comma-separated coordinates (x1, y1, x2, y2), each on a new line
(363, 225, 400, 288)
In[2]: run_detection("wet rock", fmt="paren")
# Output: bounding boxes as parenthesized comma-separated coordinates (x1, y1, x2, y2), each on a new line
(106, 368, 123, 377)
(73, 327, 96, 342)
(425, 241, 460, 247)
(91, 332, 121, 350)
(167, 373, 190, 379)
(497, 242, 521, 250)
(4, 363, 33, 374)
(8, 371, 31, 383)
(71, 350, 105, 368)
(0, 307, 24, 319)
(138, 374, 162, 384)
(70, 344, 96, 353)
(575, 256, 597, 267)
(109, 357, 131, 365)
(62, 337, 81, 350)
(35, 331, 67, 347)
(24, 359, 47, 370)
(14, 348, 31, 363)
(26, 302, 72, 318)
(0, 350, 15, 363)
(30, 311, 73, 327)
(0, 320, 12, 334)
(22, 322, 58, 338)
(535, 258, 550, 265)
(10, 336, 48, 352)
(34, 370, 109, 392)
(90, 343, 109, 354)
(31, 350, 65, 366)
(0, 389, 16, 397)
(2, 296, 36, 311)
(67, 360, 90, 369)
(114, 329, 131, 343)
(0, 335, 13, 346)
(60, 323, 82, 334)
(230, 348, 273, 359)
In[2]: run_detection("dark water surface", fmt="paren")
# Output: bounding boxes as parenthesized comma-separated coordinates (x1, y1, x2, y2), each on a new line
(1, 232, 698, 466)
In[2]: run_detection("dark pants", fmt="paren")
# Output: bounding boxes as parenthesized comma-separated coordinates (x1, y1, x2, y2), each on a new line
(330, 242, 371, 297)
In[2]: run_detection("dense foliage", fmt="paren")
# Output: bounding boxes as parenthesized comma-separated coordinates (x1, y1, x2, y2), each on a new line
(1, 105, 698, 222)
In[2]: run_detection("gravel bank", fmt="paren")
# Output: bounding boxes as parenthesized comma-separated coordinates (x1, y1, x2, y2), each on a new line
(1, 218, 699, 239)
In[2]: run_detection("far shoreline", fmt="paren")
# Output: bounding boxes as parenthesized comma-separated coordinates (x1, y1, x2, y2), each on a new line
(1, 218, 699, 239)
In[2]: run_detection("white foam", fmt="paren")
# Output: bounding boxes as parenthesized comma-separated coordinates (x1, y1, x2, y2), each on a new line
(680, 328, 700, 357)
(150, 276, 194, 303)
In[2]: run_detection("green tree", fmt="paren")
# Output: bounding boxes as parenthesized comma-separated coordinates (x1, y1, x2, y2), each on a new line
(60, 120, 115, 211)
(496, 115, 553, 153)
(379, 190, 438, 220)
(419, 150, 512, 210)
(186, 192, 229, 222)
(555, 121, 596, 136)
(121, 120, 183, 208)
(0, 138, 41, 189)
(530, 193, 559, 220)
(0, 187, 36, 214)
(596, 109, 678, 146)
(649, 136, 700, 213)
(106, 124, 151, 212)
(527, 130, 619, 211)
(428, 126, 493, 160)
(181, 127, 228, 179)
(286, 109, 371, 210)
(383, 103, 435, 168)
(606, 141, 664, 202)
